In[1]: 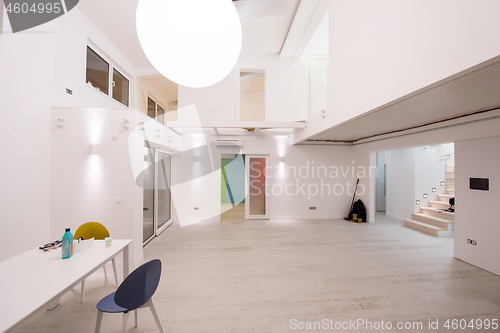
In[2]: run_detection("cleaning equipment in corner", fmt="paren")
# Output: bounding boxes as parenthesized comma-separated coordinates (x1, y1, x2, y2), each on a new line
(344, 179, 367, 223)
(62, 228, 74, 259)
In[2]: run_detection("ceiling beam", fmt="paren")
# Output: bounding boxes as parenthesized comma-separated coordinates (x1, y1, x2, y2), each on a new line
(280, 0, 329, 58)
(168, 121, 306, 129)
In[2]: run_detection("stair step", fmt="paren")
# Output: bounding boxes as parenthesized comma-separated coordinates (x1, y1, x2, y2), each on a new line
(446, 166, 455, 172)
(421, 206, 455, 221)
(438, 194, 454, 202)
(411, 213, 454, 229)
(429, 200, 451, 209)
(446, 183, 455, 189)
(445, 173, 455, 179)
(403, 219, 452, 237)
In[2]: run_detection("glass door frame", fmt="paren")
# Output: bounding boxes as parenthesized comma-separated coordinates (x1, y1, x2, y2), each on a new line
(155, 147, 173, 236)
(143, 143, 173, 246)
(143, 144, 156, 246)
(245, 154, 270, 220)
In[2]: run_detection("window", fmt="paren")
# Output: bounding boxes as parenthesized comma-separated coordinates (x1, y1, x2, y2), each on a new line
(112, 68, 129, 106)
(86, 47, 109, 94)
(147, 96, 166, 125)
(240, 71, 265, 121)
(86, 46, 130, 107)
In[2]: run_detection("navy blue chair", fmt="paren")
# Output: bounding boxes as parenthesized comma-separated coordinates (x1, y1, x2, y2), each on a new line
(94, 259, 165, 333)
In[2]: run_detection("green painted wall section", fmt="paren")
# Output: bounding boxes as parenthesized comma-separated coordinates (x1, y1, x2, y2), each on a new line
(221, 159, 227, 203)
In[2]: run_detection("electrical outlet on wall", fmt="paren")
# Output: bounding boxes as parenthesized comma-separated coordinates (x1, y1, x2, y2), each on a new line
(309, 207, 316, 210)
(194, 207, 199, 210)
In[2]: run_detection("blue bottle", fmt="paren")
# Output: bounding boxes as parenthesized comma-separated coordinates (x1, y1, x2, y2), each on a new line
(62, 228, 74, 259)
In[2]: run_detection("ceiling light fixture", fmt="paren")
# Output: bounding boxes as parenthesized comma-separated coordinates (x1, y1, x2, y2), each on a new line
(136, 0, 242, 88)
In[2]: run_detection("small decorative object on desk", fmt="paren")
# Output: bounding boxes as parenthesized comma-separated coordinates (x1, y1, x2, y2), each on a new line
(105, 237, 112, 247)
(39, 240, 62, 251)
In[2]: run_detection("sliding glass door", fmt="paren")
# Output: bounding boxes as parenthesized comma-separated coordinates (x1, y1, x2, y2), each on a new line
(143, 146, 156, 244)
(156, 150, 172, 234)
(245, 155, 270, 219)
(143, 145, 173, 245)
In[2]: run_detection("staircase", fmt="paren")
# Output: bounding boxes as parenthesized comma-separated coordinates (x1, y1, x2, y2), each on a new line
(404, 151, 455, 237)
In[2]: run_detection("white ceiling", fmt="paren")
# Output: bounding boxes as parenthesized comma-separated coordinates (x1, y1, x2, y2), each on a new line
(306, 56, 500, 144)
(147, 77, 178, 103)
(78, 0, 301, 70)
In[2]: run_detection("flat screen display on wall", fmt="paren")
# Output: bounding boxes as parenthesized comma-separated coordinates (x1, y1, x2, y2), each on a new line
(470, 178, 489, 191)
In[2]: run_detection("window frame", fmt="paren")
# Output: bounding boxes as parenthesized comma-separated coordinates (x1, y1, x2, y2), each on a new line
(147, 95, 167, 125)
(86, 45, 130, 107)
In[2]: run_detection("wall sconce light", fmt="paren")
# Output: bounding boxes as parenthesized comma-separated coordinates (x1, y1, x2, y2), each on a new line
(423, 194, 428, 198)
(416, 200, 420, 205)
(123, 118, 130, 130)
(90, 145, 98, 154)
(440, 181, 445, 186)
(432, 188, 437, 192)
(280, 157, 285, 163)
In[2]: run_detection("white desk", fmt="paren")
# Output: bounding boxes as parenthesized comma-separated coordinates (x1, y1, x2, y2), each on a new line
(0, 239, 133, 333)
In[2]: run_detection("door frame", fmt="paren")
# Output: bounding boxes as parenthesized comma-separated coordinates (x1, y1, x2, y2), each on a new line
(245, 154, 270, 220)
(143, 144, 156, 246)
(143, 143, 173, 246)
(155, 147, 173, 236)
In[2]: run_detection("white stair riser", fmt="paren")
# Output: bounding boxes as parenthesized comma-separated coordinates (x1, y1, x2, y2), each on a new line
(404, 219, 440, 237)
(429, 201, 451, 209)
(421, 207, 455, 221)
(404, 219, 454, 237)
(438, 194, 454, 202)
(411, 214, 453, 229)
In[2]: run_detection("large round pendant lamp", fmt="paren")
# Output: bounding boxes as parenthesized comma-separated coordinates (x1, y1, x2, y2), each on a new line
(136, 0, 242, 88)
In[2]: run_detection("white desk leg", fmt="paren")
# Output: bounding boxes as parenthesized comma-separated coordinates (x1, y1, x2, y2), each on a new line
(122, 244, 131, 280)
(111, 258, 119, 286)
(46, 297, 60, 311)
(81, 279, 86, 303)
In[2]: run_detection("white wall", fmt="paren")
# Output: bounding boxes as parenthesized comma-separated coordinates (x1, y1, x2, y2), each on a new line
(51, 108, 180, 266)
(0, 21, 56, 261)
(51, 9, 138, 110)
(386, 148, 416, 221)
(240, 55, 309, 122)
(385, 145, 448, 221)
(414, 147, 446, 207)
(454, 136, 500, 276)
(172, 135, 369, 223)
(0, 7, 178, 262)
(292, 0, 500, 143)
(178, 67, 239, 124)
(328, 0, 500, 125)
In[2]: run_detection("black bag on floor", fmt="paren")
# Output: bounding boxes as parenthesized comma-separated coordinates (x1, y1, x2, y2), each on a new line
(348, 199, 367, 222)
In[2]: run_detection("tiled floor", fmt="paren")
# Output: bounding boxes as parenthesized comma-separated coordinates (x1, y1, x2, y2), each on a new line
(12, 212, 500, 332)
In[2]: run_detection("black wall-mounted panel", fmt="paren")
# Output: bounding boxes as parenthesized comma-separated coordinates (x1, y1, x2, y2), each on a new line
(470, 178, 489, 191)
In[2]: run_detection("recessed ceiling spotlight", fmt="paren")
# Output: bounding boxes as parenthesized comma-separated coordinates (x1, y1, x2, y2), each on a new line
(416, 200, 421, 205)
(432, 188, 437, 192)
(440, 181, 445, 186)
(423, 194, 428, 198)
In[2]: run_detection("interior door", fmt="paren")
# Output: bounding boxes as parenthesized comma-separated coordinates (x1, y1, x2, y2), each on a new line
(245, 155, 270, 219)
(376, 151, 387, 212)
(156, 149, 172, 234)
(143, 146, 156, 244)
